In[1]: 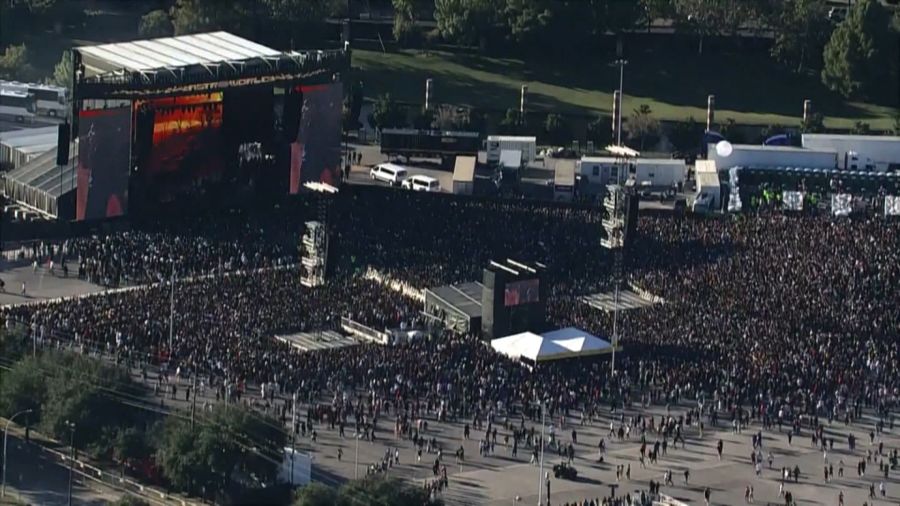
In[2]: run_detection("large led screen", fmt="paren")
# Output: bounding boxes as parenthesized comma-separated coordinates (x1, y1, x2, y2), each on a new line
(138, 93, 225, 198)
(289, 83, 342, 194)
(504, 279, 540, 307)
(76, 107, 131, 221)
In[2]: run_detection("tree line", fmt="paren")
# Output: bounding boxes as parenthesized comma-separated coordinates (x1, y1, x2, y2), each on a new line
(0, 0, 896, 118)
(395, 0, 898, 101)
(0, 329, 253, 503)
(0, 327, 437, 504)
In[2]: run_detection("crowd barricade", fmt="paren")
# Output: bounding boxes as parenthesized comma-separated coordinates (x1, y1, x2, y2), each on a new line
(340, 316, 390, 345)
(653, 494, 689, 506)
(628, 282, 666, 304)
(363, 267, 426, 303)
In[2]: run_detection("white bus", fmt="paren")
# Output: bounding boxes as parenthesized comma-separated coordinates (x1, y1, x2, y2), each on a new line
(0, 81, 68, 118)
(0, 89, 37, 123)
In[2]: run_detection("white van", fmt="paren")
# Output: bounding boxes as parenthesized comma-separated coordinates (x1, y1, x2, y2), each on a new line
(402, 174, 441, 192)
(370, 163, 408, 186)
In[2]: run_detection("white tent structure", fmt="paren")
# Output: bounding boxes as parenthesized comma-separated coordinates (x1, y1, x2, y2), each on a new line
(491, 327, 613, 363)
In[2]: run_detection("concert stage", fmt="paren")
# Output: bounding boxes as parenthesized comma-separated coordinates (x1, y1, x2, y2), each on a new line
(54, 31, 348, 222)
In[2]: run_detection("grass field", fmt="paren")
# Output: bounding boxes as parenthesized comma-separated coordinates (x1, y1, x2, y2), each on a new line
(353, 47, 899, 130)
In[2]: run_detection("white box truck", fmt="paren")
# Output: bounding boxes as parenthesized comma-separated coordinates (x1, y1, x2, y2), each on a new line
(486, 135, 537, 165)
(801, 134, 900, 172)
(708, 144, 838, 171)
(452, 156, 476, 195)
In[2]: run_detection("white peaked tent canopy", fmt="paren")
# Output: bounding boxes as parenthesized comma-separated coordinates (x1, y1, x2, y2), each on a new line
(491, 328, 613, 362)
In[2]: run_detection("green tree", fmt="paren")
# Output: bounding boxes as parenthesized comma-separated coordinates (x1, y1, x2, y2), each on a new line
(343, 79, 364, 131)
(757, 124, 787, 144)
(0, 356, 46, 421)
(413, 107, 436, 129)
(769, 0, 832, 73)
(800, 111, 826, 133)
(626, 104, 660, 150)
(50, 50, 73, 90)
(821, 0, 897, 98)
(718, 118, 746, 144)
(156, 404, 285, 497)
(292, 482, 339, 506)
(668, 116, 703, 153)
(369, 93, 406, 130)
(392, 0, 421, 47)
(586, 115, 613, 148)
(261, 0, 337, 46)
(672, 0, 763, 54)
(263, 0, 338, 22)
(170, 0, 257, 36)
(498, 108, 523, 135)
(434, 0, 502, 49)
(544, 113, 570, 145)
(112, 427, 150, 474)
(38, 353, 137, 450)
(502, 0, 553, 46)
(0, 44, 34, 81)
(139, 10, 174, 38)
(338, 477, 441, 506)
(501, 1, 642, 55)
(851, 121, 871, 135)
(455, 106, 486, 133)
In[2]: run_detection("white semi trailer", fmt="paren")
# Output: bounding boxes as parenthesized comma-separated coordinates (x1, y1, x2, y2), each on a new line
(708, 144, 838, 171)
(801, 134, 900, 172)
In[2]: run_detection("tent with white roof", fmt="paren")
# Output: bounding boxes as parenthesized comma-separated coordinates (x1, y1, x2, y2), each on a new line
(491, 327, 614, 363)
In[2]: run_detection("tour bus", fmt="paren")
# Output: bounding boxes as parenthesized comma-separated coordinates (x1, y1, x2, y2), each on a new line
(0, 89, 37, 123)
(0, 81, 68, 118)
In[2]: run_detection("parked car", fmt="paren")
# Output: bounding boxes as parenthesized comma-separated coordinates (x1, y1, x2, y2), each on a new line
(370, 163, 408, 186)
(401, 174, 441, 192)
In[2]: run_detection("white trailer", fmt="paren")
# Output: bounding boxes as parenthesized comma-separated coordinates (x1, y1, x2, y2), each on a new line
(632, 158, 686, 190)
(553, 159, 576, 201)
(452, 155, 476, 195)
(693, 160, 720, 213)
(801, 134, 900, 172)
(578, 156, 624, 187)
(708, 144, 838, 171)
(486, 135, 537, 165)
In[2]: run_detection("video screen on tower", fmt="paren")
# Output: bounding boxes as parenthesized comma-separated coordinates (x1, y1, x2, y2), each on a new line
(504, 279, 540, 307)
(289, 82, 342, 193)
(136, 93, 225, 199)
(76, 107, 131, 221)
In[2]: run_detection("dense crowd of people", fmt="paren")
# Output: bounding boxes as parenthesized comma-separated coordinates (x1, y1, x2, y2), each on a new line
(2, 188, 899, 503)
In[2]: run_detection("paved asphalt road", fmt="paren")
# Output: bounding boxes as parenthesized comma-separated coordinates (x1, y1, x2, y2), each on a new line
(1, 434, 119, 506)
(0, 259, 103, 308)
(0, 117, 63, 133)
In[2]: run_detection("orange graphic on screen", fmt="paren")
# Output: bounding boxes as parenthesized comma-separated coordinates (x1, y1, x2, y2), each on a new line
(136, 93, 225, 180)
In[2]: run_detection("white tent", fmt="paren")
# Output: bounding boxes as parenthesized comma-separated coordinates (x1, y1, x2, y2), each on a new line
(540, 327, 613, 356)
(491, 332, 569, 362)
(491, 328, 613, 363)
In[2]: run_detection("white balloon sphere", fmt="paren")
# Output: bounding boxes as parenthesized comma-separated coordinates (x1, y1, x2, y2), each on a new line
(715, 140, 734, 158)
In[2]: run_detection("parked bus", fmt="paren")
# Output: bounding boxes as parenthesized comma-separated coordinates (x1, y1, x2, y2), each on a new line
(380, 128, 480, 167)
(0, 89, 37, 123)
(0, 81, 68, 118)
